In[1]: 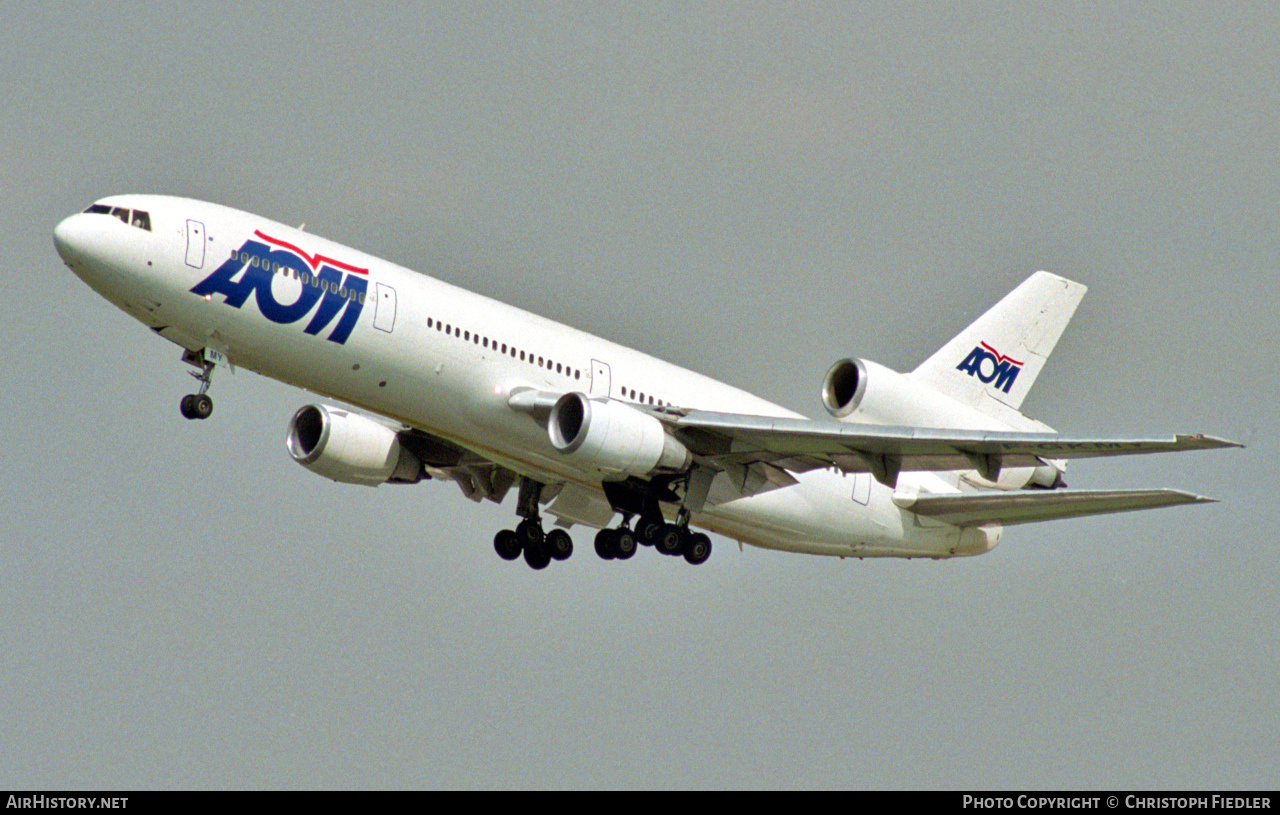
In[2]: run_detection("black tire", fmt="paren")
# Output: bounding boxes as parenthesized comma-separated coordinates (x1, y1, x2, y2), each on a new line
(594, 528, 616, 560)
(494, 529, 521, 561)
(516, 518, 544, 548)
(636, 517, 663, 546)
(192, 393, 213, 420)
(179, 395, 197, 420)
(655, 524, 684, 556)
(614, 529, 637, 560)
(523, 539, 551, 570)
(683, 532, 712, 565)
(547, 528, 573, 561)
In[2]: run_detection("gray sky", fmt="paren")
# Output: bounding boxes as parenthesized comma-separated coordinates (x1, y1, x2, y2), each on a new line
(3, 2, 1276, 789)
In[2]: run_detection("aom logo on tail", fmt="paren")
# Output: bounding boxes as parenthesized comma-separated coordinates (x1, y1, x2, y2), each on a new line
(957, 342, 1023, 394)
(191, 231, 368, 344)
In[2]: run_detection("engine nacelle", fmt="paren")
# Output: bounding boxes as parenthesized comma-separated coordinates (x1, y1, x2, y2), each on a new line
(548, 392, 691, 478)
(822, 359, 1067, 490)
(286, 404, 422, 486)
(822, 357, 996, 429)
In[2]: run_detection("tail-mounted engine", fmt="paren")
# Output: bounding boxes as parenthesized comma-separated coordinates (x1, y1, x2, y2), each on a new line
(286, 404, 423, 486)
(822, 357, 993, 429)
(548, 392, 691, 478)
(821, 358, 1066, 490)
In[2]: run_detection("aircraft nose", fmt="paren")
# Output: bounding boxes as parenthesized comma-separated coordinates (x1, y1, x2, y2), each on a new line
(53, 213, 91, 264)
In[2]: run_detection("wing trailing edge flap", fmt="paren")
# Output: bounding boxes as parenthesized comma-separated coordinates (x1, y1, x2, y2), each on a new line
(666, 409, 1241, 487)
(890, 488, 1216, 527)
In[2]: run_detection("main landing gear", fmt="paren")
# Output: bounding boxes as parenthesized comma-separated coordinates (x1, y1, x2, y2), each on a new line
(179, 352, 216, 420)
(493, 477, 713, 570)
(493, 477, 573, 571)
(496, 517, 712, 569)
(594, 513, 712, 565)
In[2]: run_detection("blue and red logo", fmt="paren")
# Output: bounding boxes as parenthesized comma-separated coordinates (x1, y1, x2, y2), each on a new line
(956, 342, 1023, 393)
(190, 231, 368, 344)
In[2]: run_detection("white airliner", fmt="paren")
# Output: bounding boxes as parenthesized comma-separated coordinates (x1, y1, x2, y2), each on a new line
(53, 195, 1238, 568)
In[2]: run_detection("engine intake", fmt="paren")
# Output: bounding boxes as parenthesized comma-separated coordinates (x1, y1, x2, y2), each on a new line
(821, 358, 869, 419)
(548, 393, 691, 477)
(822, 356, 991, 429)
(287, 404, 422, 486)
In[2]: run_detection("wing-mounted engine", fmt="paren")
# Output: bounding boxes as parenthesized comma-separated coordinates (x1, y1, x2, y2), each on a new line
(287, 404, 423, 486)
(548, 392, 691, 478)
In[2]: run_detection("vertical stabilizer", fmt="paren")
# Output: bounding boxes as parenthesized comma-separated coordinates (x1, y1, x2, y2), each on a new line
(910, 271, 1086, 416)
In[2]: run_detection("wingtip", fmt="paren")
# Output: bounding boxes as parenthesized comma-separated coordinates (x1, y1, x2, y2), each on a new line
(1175, 434, 1246, 450)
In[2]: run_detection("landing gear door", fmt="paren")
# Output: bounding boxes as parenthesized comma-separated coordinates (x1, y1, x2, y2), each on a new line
(185, 220, 206, 268)
(589, 359, 611, 398)
(852, 473, 871, 506)
(373, 282, 396, 333)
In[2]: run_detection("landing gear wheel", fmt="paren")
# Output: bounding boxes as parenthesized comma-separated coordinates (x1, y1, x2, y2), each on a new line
(494, 529, 521, 561)
(683, 532, 712, 565)
(636, 517, 663, 547)
(595, 528, 617, 560)
(655, 524, 684, 556)
(614, 528, 637, 560)
(523, 539, 551, 570)
(516, 519, 544, 548)
(547, 528, 573, 561)
(180, 393, 213, 420)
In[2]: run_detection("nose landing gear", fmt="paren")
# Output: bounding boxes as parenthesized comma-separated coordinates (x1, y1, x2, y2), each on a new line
(179, 350, 219, 420)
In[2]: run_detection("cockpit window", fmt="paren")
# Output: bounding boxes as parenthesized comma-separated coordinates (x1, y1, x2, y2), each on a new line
(82, 203, 151, 231)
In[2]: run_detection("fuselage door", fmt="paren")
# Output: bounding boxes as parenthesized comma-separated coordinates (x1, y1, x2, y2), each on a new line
(373, 282, 396, 332)
(185, 220, 206, 268)
(589, 359, 611, 398)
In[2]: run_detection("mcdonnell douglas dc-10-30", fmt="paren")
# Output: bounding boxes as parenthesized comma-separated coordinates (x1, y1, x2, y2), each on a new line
(53, 196, 1238, 569)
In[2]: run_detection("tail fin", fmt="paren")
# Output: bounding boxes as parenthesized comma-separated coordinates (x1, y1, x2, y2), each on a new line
(910, 271, 1086, 418)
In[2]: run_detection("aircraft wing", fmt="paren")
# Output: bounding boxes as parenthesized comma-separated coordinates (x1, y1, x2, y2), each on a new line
(890, 488, 1215, 526)
(659, 409, 1240, 487)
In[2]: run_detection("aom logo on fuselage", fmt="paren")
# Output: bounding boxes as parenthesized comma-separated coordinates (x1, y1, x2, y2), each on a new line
(957, 342, 1023, 394)
(191, 230, 368, 344)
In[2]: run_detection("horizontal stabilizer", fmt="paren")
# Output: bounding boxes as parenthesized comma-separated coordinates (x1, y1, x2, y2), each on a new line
(891, 488, 1216, 527)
